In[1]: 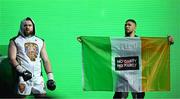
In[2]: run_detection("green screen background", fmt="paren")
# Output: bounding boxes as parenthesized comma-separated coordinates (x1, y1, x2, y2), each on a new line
(0, 0, 179, 98)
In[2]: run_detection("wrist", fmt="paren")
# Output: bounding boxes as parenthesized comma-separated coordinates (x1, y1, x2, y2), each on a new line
(16, 65, 25, 73)
(47, 72, 54, 80)
(19, 76, 24, 82)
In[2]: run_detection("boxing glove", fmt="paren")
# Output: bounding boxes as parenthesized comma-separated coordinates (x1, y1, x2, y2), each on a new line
(16, 65, 32, 81)
(47, 73, 56, 91)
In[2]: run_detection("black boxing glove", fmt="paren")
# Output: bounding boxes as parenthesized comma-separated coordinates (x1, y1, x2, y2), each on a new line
(16, 65, 32, 81)
(47, 73, 56, 91)
(47, 79, 56, 90)
(22, 70, 32, 81)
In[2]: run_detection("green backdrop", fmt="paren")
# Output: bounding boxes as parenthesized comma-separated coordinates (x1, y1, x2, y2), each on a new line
(0, 0, 179, 98)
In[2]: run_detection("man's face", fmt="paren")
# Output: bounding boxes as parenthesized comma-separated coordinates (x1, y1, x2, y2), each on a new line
(124, 21, 136, 34)
(23, 20, 33, 36)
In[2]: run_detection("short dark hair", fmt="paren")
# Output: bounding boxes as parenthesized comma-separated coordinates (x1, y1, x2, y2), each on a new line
(125, 19, 136, 26)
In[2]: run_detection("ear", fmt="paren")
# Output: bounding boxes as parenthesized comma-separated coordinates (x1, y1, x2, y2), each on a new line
(135, 24, 137, 29)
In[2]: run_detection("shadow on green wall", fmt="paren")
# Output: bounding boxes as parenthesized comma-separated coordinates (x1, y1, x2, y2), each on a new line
(0, 56, 17, 98)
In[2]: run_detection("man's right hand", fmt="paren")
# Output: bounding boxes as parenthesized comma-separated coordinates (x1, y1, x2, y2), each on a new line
(77, 36, 82, 43)
(16, 65, 32, 81)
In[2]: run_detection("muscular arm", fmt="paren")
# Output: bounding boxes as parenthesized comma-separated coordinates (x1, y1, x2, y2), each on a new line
(8, 40, 19, 67)
(40, 42, 52, 74)
(41, 42, 56, 90)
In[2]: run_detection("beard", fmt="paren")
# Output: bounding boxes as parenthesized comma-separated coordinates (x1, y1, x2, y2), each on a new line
(24, 30, 33, 37)
(125, 31, 133, 37)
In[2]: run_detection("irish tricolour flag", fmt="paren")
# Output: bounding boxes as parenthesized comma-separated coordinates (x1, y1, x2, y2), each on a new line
(81, 36, 170, 92)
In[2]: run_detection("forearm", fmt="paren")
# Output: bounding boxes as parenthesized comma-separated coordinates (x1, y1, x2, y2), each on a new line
(43, 60, 52, 74)
(9, 58, 19, 68)
(43, 60, 55, 80)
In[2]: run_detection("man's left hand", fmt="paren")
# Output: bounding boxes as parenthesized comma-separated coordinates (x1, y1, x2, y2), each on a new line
(168, 36, 174, 45)
(47, 79, 56, 91)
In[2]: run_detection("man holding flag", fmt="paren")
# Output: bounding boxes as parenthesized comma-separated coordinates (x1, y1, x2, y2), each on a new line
(78, 19, 174, 99)
(113, 19, 145, 99)
(113, 19, 174, 99)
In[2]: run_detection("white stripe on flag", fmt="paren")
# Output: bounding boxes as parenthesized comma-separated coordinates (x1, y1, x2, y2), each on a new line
(110, 37, 143, 92)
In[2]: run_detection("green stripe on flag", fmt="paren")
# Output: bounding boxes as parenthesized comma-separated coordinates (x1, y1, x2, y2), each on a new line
(81, 36, 113, 91)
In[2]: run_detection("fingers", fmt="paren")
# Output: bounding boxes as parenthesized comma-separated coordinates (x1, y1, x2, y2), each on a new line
(169, 36, 174, 42)
(77, 36, 82, 43)
(168, 36, 174, 45)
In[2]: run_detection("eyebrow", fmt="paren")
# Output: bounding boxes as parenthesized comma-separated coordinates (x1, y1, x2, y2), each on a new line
(125, 23, 132, 25)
